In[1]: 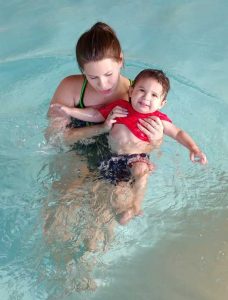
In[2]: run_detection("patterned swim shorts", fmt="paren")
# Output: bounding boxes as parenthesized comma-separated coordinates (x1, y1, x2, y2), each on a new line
(98, 153, 150, 185)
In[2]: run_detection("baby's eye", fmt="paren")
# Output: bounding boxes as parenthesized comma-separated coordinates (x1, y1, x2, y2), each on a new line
(106, 73, 113, 77)
(152, 93, 158, 98)
(139, 88, 145, 92)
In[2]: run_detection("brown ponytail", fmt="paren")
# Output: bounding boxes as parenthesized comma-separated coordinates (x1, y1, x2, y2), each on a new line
(76, 22, 122, 72)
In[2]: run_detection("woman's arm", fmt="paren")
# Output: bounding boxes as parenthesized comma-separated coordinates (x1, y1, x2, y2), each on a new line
(46, 75, 109, 144)
(63, 123, 109, 145)
(62, 106, 129, 145)
(55, 106, 107, 145)
(45, 115, 110, 145)
(46, 76, 84, 137)
(48, 76, 83, 119)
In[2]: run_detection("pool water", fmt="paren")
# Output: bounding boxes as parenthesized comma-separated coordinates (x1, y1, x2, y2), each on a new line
(1, 1, 228, 299)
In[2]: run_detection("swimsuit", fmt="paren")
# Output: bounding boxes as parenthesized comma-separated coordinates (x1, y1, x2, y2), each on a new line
(69, 78, 108, 169)
(98, 153, 150, 185)
(68, 78, 94, 128)
(98, 99, 172, 142)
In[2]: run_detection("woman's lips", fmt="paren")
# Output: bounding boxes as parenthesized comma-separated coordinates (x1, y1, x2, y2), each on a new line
(99, 89, 112, 95)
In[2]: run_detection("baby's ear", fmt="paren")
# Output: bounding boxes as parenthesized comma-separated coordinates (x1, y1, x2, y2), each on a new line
(129, 86, 133, 97)
(120, 51, 124, 60)
(160, 98, 167, 108)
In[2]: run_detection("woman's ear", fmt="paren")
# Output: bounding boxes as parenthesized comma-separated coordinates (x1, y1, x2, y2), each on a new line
(119, 52, 124, 67)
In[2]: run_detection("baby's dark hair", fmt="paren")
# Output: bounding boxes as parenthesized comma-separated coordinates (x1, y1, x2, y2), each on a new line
(132, 69, 170, 99)
(76, 22, 122, 72)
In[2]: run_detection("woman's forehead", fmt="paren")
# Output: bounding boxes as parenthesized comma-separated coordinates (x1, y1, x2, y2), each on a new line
(83, 58, 119, 75)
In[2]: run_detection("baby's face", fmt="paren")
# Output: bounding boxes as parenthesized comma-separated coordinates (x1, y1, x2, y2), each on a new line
(130, 78, 166, 114)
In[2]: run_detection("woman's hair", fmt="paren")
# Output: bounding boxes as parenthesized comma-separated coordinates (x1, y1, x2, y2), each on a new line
(132, 69, 170, 99)
(76, 22, 122, 72)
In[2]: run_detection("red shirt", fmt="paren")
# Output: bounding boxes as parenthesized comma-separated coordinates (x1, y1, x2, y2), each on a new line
(98, 99, 172, 142)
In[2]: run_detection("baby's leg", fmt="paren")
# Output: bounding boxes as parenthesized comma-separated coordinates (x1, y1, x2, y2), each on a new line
(110, 181, 134, 214)
(119, 162, 151, 225)
(131, 164, 149, 214)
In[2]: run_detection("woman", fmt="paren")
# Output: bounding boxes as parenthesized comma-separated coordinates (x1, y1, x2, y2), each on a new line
(47, 22, 164, 145)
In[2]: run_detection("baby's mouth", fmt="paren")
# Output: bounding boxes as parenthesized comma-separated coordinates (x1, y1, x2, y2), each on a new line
(139, 101, 149, 108)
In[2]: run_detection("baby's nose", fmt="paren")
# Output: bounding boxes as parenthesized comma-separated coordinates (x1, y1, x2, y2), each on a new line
(144, 93, 152, 101)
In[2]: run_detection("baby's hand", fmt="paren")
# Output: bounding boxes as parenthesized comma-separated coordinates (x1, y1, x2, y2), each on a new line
(50, 103, 63, 110)
(50, 103, 71, 115)
(190, 149, 208, 165)
(104, 106, 128, 130)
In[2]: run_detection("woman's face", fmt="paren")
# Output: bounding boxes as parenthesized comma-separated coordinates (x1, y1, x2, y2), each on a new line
(83, 58, 122, 96)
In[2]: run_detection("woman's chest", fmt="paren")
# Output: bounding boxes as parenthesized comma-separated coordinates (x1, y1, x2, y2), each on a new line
(82, 87, 129, 108)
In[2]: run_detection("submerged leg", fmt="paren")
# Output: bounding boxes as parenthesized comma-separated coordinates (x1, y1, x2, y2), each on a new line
(118, 161, 153, 225)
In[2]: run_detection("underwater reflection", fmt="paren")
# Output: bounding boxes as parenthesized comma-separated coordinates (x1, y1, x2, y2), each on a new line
(42, 148, 136, 293)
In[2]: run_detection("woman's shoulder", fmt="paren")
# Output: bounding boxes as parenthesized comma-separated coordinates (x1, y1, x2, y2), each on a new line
(51, 74, 85, 106)
(60, 74, 84, 89)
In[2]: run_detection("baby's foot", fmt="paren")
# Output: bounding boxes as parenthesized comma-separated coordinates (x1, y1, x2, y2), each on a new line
(118, 208, 143, 225)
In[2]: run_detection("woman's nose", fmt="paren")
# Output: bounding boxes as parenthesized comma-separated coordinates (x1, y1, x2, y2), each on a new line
(98, 77, 107, 89)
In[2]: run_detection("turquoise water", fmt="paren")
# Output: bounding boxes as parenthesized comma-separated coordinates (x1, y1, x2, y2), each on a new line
(1, 1, 228, 299)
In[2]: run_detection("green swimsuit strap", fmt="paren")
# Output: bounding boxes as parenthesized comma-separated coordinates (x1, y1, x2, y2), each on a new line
(77, 77, 88, 108)
(77, 78, 132, 108)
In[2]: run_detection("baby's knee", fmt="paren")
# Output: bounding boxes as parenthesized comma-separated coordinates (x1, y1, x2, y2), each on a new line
(130, 162, 150, 178)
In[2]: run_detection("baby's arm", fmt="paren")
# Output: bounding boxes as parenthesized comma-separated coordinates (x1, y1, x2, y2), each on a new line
(51, 103, 105, 123)
(163, 121, 207, 164)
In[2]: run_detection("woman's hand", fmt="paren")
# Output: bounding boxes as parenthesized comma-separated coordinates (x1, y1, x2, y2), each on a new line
(137, 116, 164, 145)
(103, 106, 128, 131)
